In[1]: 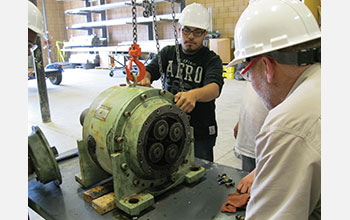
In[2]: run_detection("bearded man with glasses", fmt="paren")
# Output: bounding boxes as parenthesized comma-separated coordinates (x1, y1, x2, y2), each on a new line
(138, 3, 224, 162)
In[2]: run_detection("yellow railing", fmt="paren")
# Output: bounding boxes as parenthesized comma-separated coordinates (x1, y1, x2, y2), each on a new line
(56, 41, 66, 63)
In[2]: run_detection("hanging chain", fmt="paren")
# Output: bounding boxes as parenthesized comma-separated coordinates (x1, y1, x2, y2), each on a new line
(142, 0, 152, 17)
(151, 0, 165, 90)
(171, 0, 184, 92)
(131, 0, 137, 44)
(126, 0, 146, 84)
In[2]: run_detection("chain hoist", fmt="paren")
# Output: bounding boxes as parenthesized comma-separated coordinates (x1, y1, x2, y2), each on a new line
(150, 0, 165, 90)
(150, 0, 184, 91)
(125, 0, 146, 83)
(131, 0, 137, 44)
(171, 0, 184, 92)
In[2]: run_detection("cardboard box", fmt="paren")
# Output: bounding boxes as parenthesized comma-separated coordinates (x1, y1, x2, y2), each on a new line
(209, 38, 233, 64)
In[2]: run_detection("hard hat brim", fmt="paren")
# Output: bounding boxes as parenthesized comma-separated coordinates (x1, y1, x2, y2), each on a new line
(29, 26, 48, 41)
(226, 58, 242, 68)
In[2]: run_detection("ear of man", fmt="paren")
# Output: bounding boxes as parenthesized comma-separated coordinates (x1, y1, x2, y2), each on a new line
(261, 56, 276, 83)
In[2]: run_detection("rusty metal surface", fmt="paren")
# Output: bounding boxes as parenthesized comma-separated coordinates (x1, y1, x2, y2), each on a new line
(28, 156, 247, 220)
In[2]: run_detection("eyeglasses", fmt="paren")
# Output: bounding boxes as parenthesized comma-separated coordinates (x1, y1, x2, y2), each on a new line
(240, 56, 261, 81)
(28, 42, 38, 51)
(181, 28, 206, 37)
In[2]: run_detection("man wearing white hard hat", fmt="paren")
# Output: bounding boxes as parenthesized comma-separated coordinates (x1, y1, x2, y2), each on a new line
(228, 0, 321, 219)
(138, 3, 224, 162)
(28, 1, 47, 56)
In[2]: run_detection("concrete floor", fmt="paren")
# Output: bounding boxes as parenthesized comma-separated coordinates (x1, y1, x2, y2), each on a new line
(28, 68, 247, 169)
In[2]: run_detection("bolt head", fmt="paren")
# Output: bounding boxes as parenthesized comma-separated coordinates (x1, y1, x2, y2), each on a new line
(123, 111, 131, 117)
(121, 163, 128, 171)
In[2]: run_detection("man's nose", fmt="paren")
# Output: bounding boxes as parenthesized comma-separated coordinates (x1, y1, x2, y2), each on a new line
(188, 31, 195, 38)
(186, 32, 196, 40)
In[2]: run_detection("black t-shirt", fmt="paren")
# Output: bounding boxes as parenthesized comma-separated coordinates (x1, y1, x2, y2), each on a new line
(146, 45, 224, 138)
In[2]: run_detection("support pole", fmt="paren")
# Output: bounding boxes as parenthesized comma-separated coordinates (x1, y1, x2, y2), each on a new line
(99, 0, 108, 40)
(84, 0, 93, 35)
(146, 23, 154, 40)
(42, 0, 52, 64)
(179, 0, 185, 11)
(33, 37, 51, 123)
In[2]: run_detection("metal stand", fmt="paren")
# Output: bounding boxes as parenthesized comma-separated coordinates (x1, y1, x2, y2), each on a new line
(33, 37, 51, 123)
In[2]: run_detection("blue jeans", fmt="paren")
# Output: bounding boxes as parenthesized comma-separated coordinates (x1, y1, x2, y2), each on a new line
(194, 136, 216, 162)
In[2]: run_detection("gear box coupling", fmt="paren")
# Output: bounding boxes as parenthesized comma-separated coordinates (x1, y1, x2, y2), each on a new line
(76, 85, 206, 216)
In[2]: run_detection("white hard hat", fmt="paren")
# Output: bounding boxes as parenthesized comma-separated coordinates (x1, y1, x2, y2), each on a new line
(179, 3, 210, 31)
(28, 1, 47, 40)
(228, 0, 321, 67)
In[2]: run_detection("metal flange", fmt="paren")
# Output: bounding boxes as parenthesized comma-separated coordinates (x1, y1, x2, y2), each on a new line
(28, 126, 62, 185)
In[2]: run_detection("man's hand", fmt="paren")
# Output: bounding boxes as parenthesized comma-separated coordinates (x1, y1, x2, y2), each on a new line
(174, 91, 197, 113)
(236, 169, 255, 194)
(173, 83, 219, 113)
(234, 122, 239, 139)
(137, 71, 152, 87)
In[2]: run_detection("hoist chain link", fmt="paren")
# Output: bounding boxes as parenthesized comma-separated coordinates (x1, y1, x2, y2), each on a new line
(151, 0, 165, 90)
(131, 0, 137, 44)
(171, 0, 184, 92)
(142, 0, 152, 17)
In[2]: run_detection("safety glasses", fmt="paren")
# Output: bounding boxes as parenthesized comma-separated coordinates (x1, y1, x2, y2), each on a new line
(181, 27, 206, 37)
(240, 56, 262, 81)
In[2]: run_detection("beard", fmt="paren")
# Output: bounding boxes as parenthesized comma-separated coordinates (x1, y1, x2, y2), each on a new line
(252, 73, 274, 110)
(181, 40, 201, 54)
(258, 89, 274, 110)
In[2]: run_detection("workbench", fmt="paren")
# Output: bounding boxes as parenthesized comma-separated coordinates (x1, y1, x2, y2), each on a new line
(28, 156, 247, 220)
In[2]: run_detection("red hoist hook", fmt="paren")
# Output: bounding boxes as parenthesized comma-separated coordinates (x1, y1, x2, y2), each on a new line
(125, 43, 146, 82)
